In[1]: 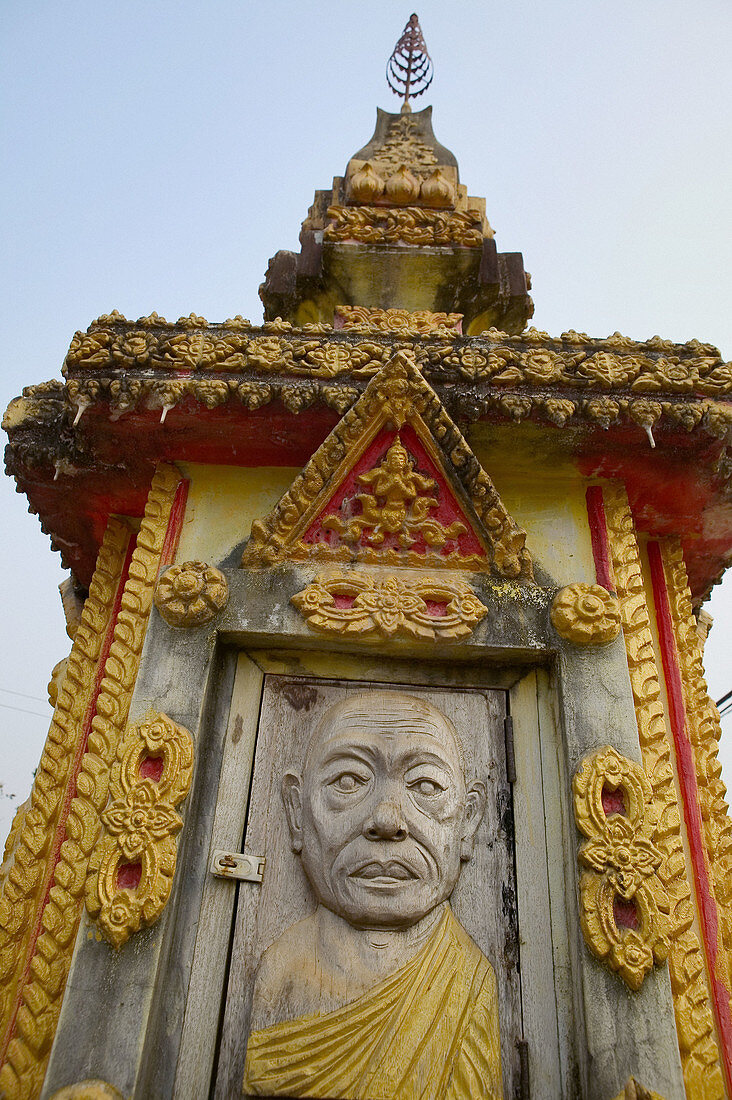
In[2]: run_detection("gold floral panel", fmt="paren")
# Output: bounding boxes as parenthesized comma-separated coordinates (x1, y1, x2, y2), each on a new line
(573, 746, 670, 990)
(86, 710, 193, 949)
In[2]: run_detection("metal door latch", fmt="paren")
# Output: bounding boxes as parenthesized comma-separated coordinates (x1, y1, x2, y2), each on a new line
(210, 849, 265, 883)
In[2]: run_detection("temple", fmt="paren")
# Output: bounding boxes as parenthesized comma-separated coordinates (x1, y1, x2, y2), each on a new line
(2, 14, 732, 1100)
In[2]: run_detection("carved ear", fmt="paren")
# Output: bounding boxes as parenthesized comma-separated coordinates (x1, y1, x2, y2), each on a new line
(282, 772, 303, 853)
(460, 782, 486, 861)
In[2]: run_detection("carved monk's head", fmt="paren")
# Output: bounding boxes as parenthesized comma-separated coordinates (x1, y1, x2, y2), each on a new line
(282, 691, 486, 930)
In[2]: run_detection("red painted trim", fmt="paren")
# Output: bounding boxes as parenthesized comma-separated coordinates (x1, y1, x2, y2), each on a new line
(585, 485, 615, 593)
(159, 477, 189, 570)
(648, 540, 732, 1084)
(0, 533, 135, 1066)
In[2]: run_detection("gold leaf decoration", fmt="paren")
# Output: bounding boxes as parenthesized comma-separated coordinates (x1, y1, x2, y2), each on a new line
(86, 710, 193, 949)
(573, 746, 671, 990)
(291, 571, 487, 642)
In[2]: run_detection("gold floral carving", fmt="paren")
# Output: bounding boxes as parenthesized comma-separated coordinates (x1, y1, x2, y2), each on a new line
(49, 1080, 123, 1100)
(0, 464, 182, 1100)
(660, 541, 732, 995)
(573, 745, 670, 990)
(603, 485, 724, 1097)
(321, 438, 467, 551)
(0, 517, 131, 1100)
(86, 711, 193, 948)
(154, 561, 228, 627)
(324, 205, 484, 247)
(240, 349, 533, 580)
(291, 571, 487, 642)
(335, 306, 462, 335)
(551, 583, 622, 645)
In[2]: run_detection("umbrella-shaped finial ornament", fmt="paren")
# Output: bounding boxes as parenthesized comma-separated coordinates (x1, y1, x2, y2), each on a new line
(386, 14, 433, 111)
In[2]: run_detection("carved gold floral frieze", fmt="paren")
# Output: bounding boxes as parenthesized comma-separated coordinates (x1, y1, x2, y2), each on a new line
(335, 306, 462, 335)
(86, 710, 194, 949)
(291, 571, 487, 642)
(551, 583, 622, 645)
(324, 205, 485, 247)
(154, 561, 228, 627)
(573, 746, 670, 991)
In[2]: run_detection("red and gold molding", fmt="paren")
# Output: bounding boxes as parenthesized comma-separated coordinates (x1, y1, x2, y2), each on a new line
(592, 484, 725, 1099)
(649, 539, 732, 1095)
(0, 463, 186, 1100)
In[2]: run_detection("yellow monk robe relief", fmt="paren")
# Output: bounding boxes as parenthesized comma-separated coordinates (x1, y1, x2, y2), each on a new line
(242, 691, 504, 1099)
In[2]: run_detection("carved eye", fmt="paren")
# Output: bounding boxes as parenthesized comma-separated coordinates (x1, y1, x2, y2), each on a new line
(409, 778, 445, 797)
(331, 772, 366, 793)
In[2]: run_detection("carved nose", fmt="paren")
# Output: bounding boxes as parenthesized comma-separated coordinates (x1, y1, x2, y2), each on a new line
(364, 800, 408, 841)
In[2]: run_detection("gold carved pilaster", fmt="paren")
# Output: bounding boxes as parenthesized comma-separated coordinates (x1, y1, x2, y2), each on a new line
(603, 485, 723, 1098)
(660, 541, 732, 995)
(0, 517, 131, 1100)
(0, 463, 182, 1100)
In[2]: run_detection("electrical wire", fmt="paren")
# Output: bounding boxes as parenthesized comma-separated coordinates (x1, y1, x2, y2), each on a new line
(0, 701, 50, 720)
(0, 687, 48, 704)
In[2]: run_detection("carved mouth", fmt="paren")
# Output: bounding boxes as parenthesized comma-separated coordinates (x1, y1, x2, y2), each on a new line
(351, 860, 417, 883)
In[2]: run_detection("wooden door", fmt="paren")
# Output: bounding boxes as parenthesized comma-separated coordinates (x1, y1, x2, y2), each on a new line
(212, 674, 521, 1099)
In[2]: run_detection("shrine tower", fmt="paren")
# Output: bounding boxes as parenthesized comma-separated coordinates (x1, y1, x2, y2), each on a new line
(2, 14, 732, 1100)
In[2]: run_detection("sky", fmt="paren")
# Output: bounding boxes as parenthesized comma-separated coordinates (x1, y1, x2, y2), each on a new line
(0, 0, 731, 840)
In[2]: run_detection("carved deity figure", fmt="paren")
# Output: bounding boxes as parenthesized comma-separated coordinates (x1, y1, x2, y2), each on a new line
(322, 436, 466, 550)
(243, 691, 503, 1099)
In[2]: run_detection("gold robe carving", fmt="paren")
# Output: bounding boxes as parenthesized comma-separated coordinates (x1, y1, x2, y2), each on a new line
(243, 906, 502, 1099)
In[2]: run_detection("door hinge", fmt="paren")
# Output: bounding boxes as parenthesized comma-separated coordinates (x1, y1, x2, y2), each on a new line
(504, 714, 517, 784)
(210, 849, 265, 883)
(517, 1037, 530, 1099)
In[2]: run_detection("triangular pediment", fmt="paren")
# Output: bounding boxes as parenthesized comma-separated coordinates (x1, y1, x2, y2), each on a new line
(241, 349, 533, 580)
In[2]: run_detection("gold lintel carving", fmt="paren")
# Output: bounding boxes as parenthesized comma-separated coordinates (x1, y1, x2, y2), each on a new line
(573, 745, 670, 991)
(291, 571, 488, 643)
(551, 583, 622, 645)
(85, 710, 193, 949)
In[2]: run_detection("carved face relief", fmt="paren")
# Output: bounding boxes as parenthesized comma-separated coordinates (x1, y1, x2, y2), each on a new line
(282, 691, 486, 930)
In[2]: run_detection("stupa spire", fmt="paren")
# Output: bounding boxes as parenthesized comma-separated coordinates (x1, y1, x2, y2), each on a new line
(386, 13, 433, 111)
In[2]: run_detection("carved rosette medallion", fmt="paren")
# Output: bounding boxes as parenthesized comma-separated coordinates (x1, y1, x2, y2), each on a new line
(154, 560, 228, 627)
(551, 582, 621, 645)
(573, 746, 670, 990)
(86, 711, 194, 948)
(291, 571, 487, 642)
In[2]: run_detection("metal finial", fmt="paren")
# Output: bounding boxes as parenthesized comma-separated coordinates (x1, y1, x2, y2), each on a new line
(386, 13, 433, 110)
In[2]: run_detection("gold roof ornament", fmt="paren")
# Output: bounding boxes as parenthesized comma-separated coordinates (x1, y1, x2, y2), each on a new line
(386, 14, 433, 112)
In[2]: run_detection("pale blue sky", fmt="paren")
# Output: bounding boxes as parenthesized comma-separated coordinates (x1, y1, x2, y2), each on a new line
(1, 1, 731, 838)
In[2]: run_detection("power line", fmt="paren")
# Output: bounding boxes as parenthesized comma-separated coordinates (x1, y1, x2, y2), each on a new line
(0, 701, 50, 720)
(0, 687, 48, 705)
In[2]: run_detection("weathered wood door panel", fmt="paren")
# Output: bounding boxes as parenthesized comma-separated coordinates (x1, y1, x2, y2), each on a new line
(213, 674, 521, 1099)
